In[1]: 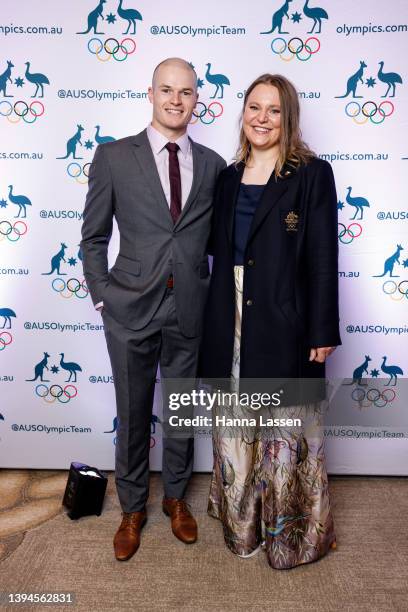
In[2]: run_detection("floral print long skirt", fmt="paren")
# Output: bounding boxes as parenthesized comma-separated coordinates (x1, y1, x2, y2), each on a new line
(208, 266, 336, 569)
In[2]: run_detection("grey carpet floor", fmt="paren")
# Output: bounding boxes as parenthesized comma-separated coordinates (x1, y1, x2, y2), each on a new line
(1, 472, 407, 612)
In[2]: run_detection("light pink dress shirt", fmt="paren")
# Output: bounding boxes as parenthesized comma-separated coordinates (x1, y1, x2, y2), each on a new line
(146, 123, 193, 208)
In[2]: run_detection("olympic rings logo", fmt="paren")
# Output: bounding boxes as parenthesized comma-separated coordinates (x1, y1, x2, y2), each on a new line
(0, 220, 28, 243)
(344, 100, 394, 125)
(271, 37, 320, 62)
(87, 37, 137, 62)
(0, 100, 45, 124)
(35, 383, 78, 404)
(66, 162, 91, 185)
(190, 101, 224, 126)
(351, 387, 396, 408)
(52, 278, 89, 299)
(338, 222, 362, 244)
(382, 280, 408, 302)
(0, 332, 12, 352)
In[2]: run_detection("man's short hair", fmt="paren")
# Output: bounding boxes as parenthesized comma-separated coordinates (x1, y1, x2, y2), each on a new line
(152, 58, 198, 90)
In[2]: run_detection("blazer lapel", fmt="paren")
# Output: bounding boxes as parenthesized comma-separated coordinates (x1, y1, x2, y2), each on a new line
(246, 165, 295, 246)
(174, 138, 206, 229)
(224, 162, 245, 245)
(131, 130, 173, 225)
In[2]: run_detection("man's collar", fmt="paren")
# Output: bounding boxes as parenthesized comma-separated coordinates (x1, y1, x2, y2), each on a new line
(147, 123, 190, 157)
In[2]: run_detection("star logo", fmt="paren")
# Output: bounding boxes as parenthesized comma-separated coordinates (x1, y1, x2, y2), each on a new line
(370, 369, 379, 378)
(68, 257, 77, 267)
(14, 77, 25, 87)
(51, 365, 59, 374)
(85, 140, 94, 150)
(106, 12, 116, 24)
(337, 201, 344, 210)
(291, 12, 302, 23)
(188, 63, 204, 90)
(402, 258, 408, 268)
(366, 77, 376, 88)
(0, 199, 8, 208)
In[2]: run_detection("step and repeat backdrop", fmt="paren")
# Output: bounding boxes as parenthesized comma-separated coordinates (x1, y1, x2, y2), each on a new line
(1, 0, 407, 473)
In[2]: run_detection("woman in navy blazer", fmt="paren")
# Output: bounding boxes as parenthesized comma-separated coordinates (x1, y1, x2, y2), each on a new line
(200, 74, 341, 569)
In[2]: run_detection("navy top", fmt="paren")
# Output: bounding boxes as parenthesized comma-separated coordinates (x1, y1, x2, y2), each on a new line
(234, 183, 265, 265)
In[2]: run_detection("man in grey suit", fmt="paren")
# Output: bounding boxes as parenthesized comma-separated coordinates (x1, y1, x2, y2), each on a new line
(81, 58, 225, 561)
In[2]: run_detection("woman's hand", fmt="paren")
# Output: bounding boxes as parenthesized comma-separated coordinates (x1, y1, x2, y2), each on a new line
(309, 347, 336, 363)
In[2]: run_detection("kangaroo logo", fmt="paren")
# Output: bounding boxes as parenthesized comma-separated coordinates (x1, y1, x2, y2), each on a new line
(336, 61, 367, 98)
(57, 123, 116, 184)
(260, 1, 326, 61)
(344, 355, 372, 386)
(59, 353, 82, 382)
(77, 1, 142, 62)
(77, 0, 106, 34)
(352, 355, 371, 385)
(344, 355, 403, 407)
(0, 308, 16, 329)
(1, 61, 50, 124)
(0, 60, 14, 97)
(373, 245, 404, 278)
(261, 0, 293, 35)
(57, 125, 84, 160)
(42, 243, 68, 276)
(104, 416, 118, 433)
(204, 63, 230, 99)
(335, 59, 401, 124)
(41, 242, 85, 298)
(26, 352, 50, 382)
(27, 352, 83, 403)
(261, 0, 328, 35)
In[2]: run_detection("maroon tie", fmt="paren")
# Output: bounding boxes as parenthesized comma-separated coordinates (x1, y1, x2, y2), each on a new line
(165, 142, 182, 223)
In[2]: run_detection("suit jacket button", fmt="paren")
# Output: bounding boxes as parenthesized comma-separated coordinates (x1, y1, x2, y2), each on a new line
(246, 299, 253, 306)
(247, 259, 254, 266)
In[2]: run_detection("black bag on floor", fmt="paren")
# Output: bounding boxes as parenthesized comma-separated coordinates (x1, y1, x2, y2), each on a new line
(63, 462, 108, 520)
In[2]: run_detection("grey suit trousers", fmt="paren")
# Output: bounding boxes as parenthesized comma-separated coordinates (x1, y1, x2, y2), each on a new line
(102, 287, 200, 512)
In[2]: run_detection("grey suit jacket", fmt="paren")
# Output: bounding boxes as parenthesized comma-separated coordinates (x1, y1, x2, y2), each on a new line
(81, 128, 226, 337)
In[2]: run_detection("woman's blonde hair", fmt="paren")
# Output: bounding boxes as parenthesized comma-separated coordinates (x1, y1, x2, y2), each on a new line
(235, 73, 315, 177)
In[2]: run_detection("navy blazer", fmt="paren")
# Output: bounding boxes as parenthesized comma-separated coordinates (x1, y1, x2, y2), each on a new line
(199, 157, 342, 380)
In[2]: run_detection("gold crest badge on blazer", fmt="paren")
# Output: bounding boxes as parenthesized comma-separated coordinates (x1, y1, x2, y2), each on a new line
(284, 210, 299, 232)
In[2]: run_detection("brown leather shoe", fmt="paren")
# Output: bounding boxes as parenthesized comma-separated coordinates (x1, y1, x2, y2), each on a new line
(162, 498, 197, 544)
(113, 511, 147, 561)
